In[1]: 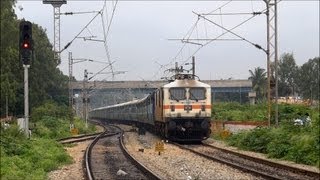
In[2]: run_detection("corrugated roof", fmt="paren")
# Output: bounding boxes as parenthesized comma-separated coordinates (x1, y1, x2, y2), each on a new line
(71, 79, 251, 89)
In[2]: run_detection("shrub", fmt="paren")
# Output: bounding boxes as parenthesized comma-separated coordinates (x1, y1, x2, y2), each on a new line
(31, 102, 71, 122)
(0, 126, 72, 179)
(223, 106, 320, 167)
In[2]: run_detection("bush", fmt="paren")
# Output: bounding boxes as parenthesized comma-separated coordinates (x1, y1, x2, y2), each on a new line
(212, 102, 313, 122)
(212, 102, 266, 121)
(1, 101, 98, 179)
(224, 107, 320, 167)
(0, 126, 72, 179)
(31, 102, 71, 122)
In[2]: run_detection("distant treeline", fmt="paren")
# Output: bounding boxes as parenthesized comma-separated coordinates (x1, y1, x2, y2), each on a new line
(0, 0, 69, 117)
(249, 53, 319, 102)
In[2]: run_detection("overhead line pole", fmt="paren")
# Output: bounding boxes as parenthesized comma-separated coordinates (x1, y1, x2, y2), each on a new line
(68, 52, 73, 107)
(274, 0, 279, 127)
(264, 0, 279, 127)
(24, 65, 30, 137)
(266, 2, 271, 127)
(43, 0, 67, 63)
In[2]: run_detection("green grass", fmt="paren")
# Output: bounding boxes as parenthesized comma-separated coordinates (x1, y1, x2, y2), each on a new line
(212, 102, 312, 122)
(0, 125, 73, 179)
(0, 102, 96, 179)
(223, 109, 320, 168)
(212, 102, 267, 121)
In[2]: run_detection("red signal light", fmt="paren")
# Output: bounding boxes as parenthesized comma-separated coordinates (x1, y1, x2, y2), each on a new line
(23, 42, 29, 49)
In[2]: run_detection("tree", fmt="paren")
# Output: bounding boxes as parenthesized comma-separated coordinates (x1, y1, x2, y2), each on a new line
(248, 67, 267, 101)
(0, 0, 21, 116)
(0, 0, 69, 117)
(278, 53, 298, 97)
(296, 57, 319, 101)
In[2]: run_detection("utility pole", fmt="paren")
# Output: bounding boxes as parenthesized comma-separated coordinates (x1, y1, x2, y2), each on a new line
(175, 62, 179, 76)
(264, 0, 279, 127)
(68, 52, 74, 129)
(20, 21, 32, 137)
(5, 95, 8, 119)
(192, 56, 195, 78)
(43, 0, 66, 63)
(265, 1, 271, 127)
(24, 65, 30, 137)
(83, 69, 88, 128)
(68, 52, 73, 107)
(274, 1, 279, 127)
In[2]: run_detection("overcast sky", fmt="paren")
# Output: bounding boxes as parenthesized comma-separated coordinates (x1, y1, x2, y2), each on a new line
(15, 1, 319, 81)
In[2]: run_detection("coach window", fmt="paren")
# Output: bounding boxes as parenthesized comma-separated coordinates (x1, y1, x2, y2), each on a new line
(189, 87, 206, 101)
(169, 88, 186, 101)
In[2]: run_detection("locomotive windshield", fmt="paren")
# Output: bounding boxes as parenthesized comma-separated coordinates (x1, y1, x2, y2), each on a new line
(169, 88, 186, 101)
(189, 88, 206, 100)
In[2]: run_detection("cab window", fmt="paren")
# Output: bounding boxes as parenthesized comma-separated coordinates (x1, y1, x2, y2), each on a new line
(169, 88, 186, 101)
(189, 88, 206, 100)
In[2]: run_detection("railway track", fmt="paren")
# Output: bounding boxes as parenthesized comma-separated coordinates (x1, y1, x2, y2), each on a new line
(58, 121, 106, 144)
(84, 124, 161, 180)
(58, 133, 101, 144)
(173, 142, 320, 180)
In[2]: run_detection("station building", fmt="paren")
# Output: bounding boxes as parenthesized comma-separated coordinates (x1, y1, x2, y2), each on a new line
(71, 80, 253, 110)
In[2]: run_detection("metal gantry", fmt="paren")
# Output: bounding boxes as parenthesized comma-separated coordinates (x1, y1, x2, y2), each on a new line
(68, 52, 73, 107)
(43, 0, 66, 63)
(264, 0, 279, 126)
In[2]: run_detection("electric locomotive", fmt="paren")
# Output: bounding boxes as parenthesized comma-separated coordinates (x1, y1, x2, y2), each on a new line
(89, 73, 212, 141)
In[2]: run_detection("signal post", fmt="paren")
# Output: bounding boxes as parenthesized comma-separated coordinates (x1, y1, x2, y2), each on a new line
(19, 21, 33, 137)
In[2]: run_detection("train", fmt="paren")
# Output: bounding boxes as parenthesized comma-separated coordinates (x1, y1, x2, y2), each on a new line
(89, 73, 212, 141)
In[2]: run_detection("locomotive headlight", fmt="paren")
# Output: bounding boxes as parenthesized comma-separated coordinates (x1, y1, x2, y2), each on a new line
(201, 105, 206, 111)
(170, 105, 175, 112)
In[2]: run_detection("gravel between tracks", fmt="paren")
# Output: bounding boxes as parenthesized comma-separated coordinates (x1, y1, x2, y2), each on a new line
(48, 141, 89, 180)
(122, 125, 261, 180)
(48, 125, 104, 180)
(203, 138, 320, 173)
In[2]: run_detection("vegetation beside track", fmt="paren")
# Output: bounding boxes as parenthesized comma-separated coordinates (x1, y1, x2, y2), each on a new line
(212, 103, 320, 168)
(212, 102, 312, 122)
(0, 102, 96, 179)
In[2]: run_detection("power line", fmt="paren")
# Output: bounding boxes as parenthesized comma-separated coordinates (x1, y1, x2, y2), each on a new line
(106, 0, 118, 37)
(180, 9, 267, 65)
(59, 11, 100, 15)
(164, 0, 234, 79)
(202, 12, 264, 16)
(100, 0, 119, 80)
(193, 11, 266, 54)
(207, 0, 233, 14)
(60, 11, 102, 53)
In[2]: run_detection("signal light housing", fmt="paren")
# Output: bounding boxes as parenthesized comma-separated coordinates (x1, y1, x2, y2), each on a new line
(19, 21, 32, 65)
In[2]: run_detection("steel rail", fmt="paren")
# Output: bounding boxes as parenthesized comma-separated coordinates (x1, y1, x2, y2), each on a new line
(84, 128, 119, 180)
(202, 143, 320, 179)
(57, 121, 105, 143)
(172, 142, 281, 180)
(117, 126, 162, 180)
(58, 132, 100, 141)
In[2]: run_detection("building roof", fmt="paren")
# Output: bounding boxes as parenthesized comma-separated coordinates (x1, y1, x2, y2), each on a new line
(71, 79, 252, 90)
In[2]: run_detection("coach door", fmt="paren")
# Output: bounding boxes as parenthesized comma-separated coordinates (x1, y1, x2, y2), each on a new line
(155, 89, 164, 122)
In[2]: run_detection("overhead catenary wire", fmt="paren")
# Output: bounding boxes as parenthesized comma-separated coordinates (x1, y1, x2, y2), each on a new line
(60, 11, 102, 53)
(88, 61, 115, 80)
(106, 0, 118, 37)
(100, 0, 119, 80)
(207, 0, 233, 14)
(162, 0, 234, 80)
(59, 11, 100, 15)
(180, 8, 267, 65)
(194, 11, 267, 53)
(101, 12, 115, 80)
